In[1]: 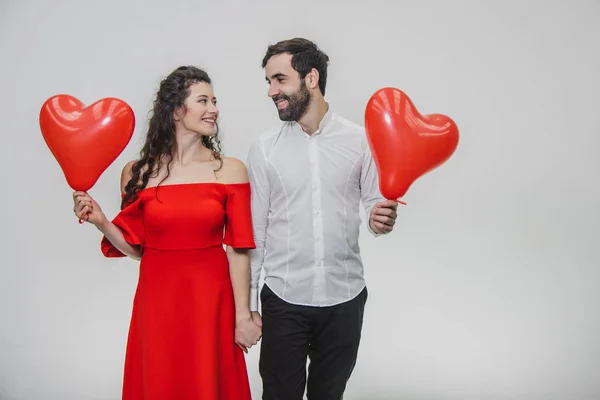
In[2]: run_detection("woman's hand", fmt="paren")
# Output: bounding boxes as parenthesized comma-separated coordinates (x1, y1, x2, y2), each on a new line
(72, 191, 107, 226)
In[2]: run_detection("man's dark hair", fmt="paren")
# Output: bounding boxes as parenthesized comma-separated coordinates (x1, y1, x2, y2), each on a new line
(262, 38, 330, 95)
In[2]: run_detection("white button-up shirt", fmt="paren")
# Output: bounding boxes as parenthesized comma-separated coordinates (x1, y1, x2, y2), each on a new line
(246, 107, 385, 311)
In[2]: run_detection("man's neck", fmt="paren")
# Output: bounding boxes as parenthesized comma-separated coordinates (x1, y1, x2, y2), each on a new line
(297, 98, 329, 136)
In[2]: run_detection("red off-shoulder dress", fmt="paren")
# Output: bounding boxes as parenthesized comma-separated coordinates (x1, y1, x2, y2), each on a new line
(101, 182, 255, 400)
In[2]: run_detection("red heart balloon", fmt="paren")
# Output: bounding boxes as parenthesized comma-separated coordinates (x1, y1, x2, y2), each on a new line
(39, 95, 135, 191)
(365, 87, 459, 200)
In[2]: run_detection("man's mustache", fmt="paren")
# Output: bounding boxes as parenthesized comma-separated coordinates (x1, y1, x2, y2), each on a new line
(272, 95, 290, 103)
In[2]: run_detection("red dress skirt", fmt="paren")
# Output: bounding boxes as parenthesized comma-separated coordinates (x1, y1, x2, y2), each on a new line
(101, 183, 255, 400)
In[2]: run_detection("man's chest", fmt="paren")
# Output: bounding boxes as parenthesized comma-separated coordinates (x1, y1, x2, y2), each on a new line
(266, 137, 364, 196)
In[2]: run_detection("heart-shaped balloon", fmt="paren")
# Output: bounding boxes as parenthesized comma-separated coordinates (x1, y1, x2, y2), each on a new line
(365, 87, 459, 200)
(39, 94, 135, 191)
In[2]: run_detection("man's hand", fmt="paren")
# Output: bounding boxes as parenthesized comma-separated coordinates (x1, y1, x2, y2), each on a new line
(369, 200, 398, 234)
(251, 311, 262, 329)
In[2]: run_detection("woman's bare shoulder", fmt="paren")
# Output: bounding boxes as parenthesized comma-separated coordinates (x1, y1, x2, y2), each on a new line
(120, 160, 142, 194)
(219, 156, 249, 184)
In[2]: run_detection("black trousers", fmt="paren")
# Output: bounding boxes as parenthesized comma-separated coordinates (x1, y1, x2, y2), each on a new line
(259, 284, 368, 400)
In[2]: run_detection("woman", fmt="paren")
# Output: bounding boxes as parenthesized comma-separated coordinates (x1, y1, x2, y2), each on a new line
(72, 66, 261, 399)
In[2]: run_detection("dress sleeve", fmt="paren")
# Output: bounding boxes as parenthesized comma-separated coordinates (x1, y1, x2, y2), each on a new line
(223, 183, 257, 249)
(100, 195, 145, 258)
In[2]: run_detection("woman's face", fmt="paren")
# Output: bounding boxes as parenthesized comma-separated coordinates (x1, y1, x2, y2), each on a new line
(175, 81, 219, 136)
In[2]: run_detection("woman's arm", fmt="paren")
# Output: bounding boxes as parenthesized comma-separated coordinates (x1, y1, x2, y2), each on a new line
(227, 246, 252, 323)
(73, 191, 143, 260)
(227, 245, 261, 352)
(103, 160, 142, 260)
(73, 160, 143, 261)
(97, 218, 142, 260)
(221, 156, 262, 352)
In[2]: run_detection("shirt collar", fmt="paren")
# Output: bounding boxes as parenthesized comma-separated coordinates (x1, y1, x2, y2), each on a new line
(292, 104, 333, 138)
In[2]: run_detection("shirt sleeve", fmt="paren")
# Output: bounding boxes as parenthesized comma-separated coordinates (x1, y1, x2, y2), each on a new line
(246, 140, 270, 311)
(360, 137, 387, 237)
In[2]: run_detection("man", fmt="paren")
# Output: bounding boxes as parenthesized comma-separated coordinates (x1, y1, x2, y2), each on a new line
(246, 37, 398, 400)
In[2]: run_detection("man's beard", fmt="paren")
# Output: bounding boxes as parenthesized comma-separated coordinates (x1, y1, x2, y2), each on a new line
(273, 80, 311, 121)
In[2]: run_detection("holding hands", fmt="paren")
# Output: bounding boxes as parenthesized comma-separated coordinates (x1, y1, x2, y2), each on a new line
(235, 312, 262, 353)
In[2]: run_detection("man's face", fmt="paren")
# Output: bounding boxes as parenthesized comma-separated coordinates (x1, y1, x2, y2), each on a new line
(265, 53, 311, 121)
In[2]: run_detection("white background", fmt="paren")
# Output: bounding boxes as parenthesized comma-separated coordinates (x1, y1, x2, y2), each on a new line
(1, 1, 599, 399)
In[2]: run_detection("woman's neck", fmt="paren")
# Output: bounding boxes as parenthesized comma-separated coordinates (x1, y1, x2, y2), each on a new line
(172, 132, 211, 165)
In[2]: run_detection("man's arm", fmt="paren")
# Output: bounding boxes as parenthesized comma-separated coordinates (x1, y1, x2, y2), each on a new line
(360, 139, 398, 235)
(246, 140, 270, 311)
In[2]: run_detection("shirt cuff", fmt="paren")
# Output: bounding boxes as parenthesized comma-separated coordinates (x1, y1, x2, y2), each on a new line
(250, 287, 259, 312)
